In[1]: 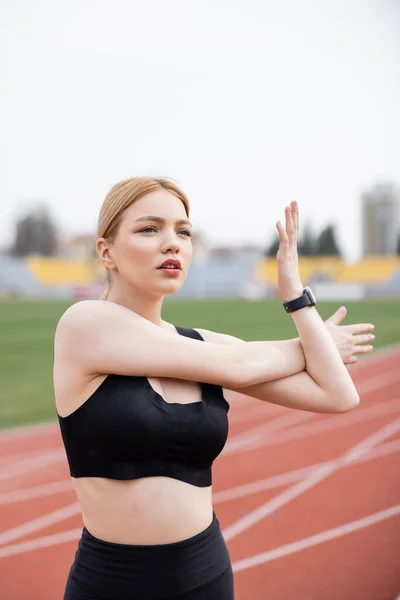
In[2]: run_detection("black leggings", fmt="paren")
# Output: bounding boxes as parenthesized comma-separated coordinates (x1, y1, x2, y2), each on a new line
(64, 512, 234, 600)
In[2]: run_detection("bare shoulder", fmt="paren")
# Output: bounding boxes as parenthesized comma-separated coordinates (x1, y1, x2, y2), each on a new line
(57, 300, 137, 331)
(55, 300, 148, 348)
(54, 300, 145, 371)
(194, 328, 246, 345)
(56, 299, 96, 332)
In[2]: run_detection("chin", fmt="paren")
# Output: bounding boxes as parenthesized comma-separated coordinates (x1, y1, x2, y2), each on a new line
(147, 275, 185, 296)
(159, 281, 184, 295)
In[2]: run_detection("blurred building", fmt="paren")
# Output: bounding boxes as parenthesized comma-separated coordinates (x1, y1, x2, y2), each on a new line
(58, 234, 97, 260)
(361, 183, 400, 256)
(190, 231, 211, 260)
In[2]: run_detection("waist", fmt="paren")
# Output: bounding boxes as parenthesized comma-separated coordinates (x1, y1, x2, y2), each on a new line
(73, 476, 213, 544)
(83, 510, 219, 553)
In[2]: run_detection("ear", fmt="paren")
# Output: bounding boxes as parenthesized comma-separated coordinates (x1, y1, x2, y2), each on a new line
(96, 238, 116, 270)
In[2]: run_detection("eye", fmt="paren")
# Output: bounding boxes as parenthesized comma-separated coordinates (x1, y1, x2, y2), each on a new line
(139, 227, 157, 233)
(138, 226, 192, 237)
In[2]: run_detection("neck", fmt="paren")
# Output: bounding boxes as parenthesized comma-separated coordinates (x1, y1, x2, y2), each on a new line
(106, 281, 164, 326)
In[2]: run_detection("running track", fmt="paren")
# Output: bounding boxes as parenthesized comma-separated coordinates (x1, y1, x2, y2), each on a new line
(1, 348, 400, 599)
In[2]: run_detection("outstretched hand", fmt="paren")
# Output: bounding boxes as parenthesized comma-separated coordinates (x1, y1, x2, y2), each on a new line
(325, 306, 375, 365)
(276, 201, 375, 364)
(275, 201, 303, 301)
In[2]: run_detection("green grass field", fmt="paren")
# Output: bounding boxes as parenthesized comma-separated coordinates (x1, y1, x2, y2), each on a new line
(1, 298, 399, 429)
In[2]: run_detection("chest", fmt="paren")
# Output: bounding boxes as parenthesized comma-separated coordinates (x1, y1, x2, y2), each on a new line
(147, 377, 202, 405)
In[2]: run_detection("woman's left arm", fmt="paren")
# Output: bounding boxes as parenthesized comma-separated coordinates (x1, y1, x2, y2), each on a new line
(196, 308, 374, 413)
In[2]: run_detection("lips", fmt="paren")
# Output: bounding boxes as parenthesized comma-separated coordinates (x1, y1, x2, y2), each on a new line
(158, 259, 182, 270)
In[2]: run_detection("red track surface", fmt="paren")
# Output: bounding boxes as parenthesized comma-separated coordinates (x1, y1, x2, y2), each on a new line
(1, 348, 400, 599)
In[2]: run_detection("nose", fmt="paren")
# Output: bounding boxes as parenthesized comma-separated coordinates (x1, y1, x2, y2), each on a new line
(160, 232, 181, 255)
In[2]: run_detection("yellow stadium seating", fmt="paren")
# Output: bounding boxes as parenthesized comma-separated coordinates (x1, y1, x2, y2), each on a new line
(27, 258, 98, 286)
(25, 255, 400, 287)
(256, 256, 344, 285)
(256, 256, 400, 285)
(335, 257, 399, 283)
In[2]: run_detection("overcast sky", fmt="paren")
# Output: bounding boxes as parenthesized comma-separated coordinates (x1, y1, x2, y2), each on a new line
(2, 0, 399, 261)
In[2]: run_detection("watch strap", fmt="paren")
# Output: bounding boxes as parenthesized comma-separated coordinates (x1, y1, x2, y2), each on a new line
(283, 287, 315, 313)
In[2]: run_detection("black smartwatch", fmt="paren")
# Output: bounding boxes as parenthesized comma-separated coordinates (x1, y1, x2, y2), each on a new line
(282, 286, 317, 313)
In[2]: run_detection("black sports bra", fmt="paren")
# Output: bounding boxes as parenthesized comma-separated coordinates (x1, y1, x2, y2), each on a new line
(57, 326, 230, 487)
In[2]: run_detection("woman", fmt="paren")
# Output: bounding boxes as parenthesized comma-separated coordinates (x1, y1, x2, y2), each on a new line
(54, 177, 375, 599)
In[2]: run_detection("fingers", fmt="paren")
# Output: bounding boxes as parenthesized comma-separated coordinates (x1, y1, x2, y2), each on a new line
(348, 323, 375, 334)
(344, 339, 375, 365)
(276, 220, 288, 245)
(290, 201, 299, 239)
(284, 203, 299, 244)
(277, 202, 299, 245)
(347, 327, 376, 356)
(285, 206, 296, 241)
(353, 344, 374, 354)
(352, 334, 375, 345)
(344, 356, 358, 365)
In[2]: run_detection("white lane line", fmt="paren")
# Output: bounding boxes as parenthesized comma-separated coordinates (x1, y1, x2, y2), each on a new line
(0, 447, 61, 465)
(222, 417, 400, 542)
(214, 438, 400, 504)
(0, 528, 83, 558)
(0, 450, 66, 483)
(356, 369, 400, 395)
(0, 501, 80, 545)
(226, 410, 313, 452)
(223, 397, 400, 456)
(0, 480, 74, 505)
(229, 404, 286, 426)
(231, 504, 400, 573)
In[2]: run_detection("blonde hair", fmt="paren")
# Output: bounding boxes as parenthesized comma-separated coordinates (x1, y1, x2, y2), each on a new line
(97, 177, 190, 300)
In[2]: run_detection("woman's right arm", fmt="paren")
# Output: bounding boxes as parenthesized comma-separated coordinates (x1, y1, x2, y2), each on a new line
(55, 300, 308, 390)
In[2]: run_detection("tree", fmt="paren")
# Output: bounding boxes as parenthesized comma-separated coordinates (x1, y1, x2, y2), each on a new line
(265, 235, 280, 257)
(266, 220, 317, 257)
(11, 204, 58, 257)
(314, 224, 342, 256)
(265, 221, 342, 257)
(298, 221, 316, 256)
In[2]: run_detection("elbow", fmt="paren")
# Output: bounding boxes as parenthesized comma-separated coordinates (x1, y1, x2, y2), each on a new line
(328, 392, 360, 413)
(343, 393, 361, 412)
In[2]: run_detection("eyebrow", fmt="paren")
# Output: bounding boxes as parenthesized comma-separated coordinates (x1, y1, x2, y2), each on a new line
(134, 215, 192, 227)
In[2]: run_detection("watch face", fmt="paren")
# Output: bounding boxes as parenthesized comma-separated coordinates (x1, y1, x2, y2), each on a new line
(305, 286, 316, 304)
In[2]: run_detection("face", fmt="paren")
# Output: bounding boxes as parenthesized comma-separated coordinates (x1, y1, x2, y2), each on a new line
(100, 190, 193, 296)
